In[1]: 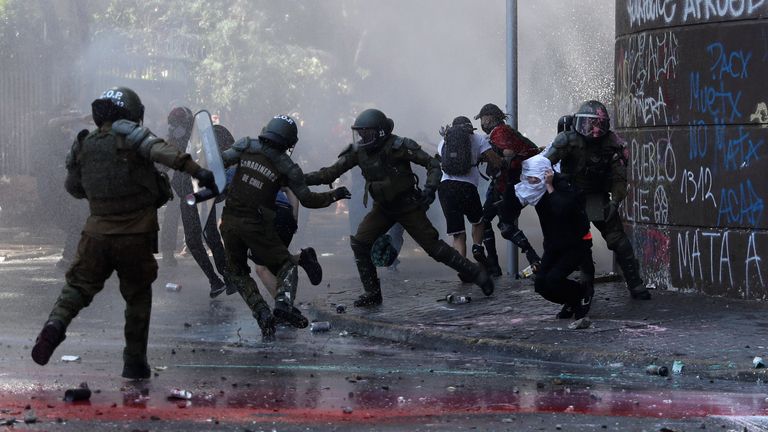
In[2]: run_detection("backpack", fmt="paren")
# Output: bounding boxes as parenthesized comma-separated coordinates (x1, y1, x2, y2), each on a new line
(440, 125, 474, 176)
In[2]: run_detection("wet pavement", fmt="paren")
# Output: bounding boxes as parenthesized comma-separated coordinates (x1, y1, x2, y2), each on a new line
(1, 228, 767, 430)
(314, 263, 768, 383)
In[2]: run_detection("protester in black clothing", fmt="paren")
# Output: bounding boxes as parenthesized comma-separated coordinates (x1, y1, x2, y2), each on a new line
(515, 154, 594, 319)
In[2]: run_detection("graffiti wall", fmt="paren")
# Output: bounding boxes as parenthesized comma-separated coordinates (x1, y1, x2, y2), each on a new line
(615, 0, 768, 298)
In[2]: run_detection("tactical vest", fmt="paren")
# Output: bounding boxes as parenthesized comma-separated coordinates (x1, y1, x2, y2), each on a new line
(78, 128, 159, 215)
(357, 136, 418, 206)
(558, 131, 620, 194)
(227, 151, 282, 215)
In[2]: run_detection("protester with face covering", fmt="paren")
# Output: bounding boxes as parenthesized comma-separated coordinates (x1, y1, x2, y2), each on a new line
(516, 155, 594, 320)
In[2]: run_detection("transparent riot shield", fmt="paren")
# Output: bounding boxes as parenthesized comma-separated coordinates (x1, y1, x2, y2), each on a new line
(186, 110, 226, 228)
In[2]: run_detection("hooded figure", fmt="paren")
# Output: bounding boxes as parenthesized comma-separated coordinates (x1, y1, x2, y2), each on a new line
(515, 154, 553, 207)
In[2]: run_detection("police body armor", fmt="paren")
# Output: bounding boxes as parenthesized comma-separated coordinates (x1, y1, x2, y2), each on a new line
(226, 139, 290, 219)
(556, 131, 622, 194)
(356, 135, 418, 206)
(79, 128, 160, 215)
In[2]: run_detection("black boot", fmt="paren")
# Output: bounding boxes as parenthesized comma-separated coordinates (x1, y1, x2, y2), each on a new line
(209, 278, 227, 298)
(254, 307, 276, 341)
(614, 237, 651, 300)
(475, 269, 495, 296)
(472, 244, 488, 267)
(353, 291, 383, 307)
(556, 304, 574, 319)
(31, 319, 66, 366)
(298, 248, 323, 286)
(524, 248, 541, 270)
(273, 300, 309, 329)
(122, 359, 151, 380)
(482, 231, 503, 277)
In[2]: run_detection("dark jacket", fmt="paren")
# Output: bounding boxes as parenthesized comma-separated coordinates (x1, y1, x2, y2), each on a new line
(534, 173, 590, 252)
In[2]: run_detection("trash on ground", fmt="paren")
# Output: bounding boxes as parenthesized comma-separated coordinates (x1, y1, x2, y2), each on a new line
(753, 356, 765, 368)
(645, 365, 669, 376)
(168, 389, 192, 400)
(310, 321, 331, 332)
(61, 355, 81, 363)
(64, 383, 91, 402)
(165, 283, 182, 292)
(672, 360, 684, 375)
(446, 294, 471, 304)
(338, 330, 349, 337)
(568, 317, 592, 330)
(153, 366, 167, 371)
(23, 410, 37, 424)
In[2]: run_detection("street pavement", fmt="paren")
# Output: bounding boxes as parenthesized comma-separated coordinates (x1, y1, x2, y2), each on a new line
(312, 266, 768, 383)
(1, 227, 768, 430)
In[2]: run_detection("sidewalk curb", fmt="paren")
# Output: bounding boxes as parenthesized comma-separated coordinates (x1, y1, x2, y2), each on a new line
(309, 298, 768, 383)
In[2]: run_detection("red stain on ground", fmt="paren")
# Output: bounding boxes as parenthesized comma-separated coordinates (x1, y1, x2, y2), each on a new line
(2, 387, 766, 425)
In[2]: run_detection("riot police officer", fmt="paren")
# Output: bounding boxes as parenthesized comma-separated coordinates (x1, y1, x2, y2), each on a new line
(304, 109, 495, 307)
(544, 100, 651, 300)
(220, 115, 350, 340)
(31, 87, 216, 379)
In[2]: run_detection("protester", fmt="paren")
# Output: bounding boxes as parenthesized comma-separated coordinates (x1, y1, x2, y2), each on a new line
(437, 116, 503, 281)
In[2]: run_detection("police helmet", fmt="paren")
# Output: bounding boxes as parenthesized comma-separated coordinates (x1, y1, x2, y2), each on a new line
(573, 100, 610, 140)
(259, 115, 299, 150)
(91, 86, 144, 127)
(352, 108, 391, 149)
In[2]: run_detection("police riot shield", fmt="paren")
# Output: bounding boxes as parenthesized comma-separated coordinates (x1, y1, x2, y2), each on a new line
(187, 110, 226, 228)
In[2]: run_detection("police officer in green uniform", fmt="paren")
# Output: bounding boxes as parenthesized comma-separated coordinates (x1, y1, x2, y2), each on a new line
(220, 115, 350, 340)
(31, 86, 216, 379)
(544, 100, 651, 300)
(305, 109, 495, 307)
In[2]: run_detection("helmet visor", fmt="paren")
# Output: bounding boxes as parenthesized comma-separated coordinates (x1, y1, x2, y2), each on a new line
(574, 114, 609, 139)
(352, 128, 380, 148)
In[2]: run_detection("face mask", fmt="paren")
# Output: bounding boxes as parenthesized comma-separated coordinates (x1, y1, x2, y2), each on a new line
(514, 155, 553, 206)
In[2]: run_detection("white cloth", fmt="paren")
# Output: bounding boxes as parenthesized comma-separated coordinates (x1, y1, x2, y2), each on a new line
(437, 133, 492, 187)
(514, 154, 553, 206)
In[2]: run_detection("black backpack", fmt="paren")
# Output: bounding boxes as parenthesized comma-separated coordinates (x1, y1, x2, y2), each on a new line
(440, 125, 473, 175)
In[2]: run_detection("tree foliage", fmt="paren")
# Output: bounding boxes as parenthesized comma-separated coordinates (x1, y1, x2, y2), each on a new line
(92, 0, 362, 127)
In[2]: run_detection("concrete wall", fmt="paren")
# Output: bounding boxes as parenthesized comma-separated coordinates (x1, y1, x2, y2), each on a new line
(615, 0, 768, 298)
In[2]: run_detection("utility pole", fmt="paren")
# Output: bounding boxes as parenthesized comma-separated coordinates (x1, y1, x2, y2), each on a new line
(506, 0, 519, 277)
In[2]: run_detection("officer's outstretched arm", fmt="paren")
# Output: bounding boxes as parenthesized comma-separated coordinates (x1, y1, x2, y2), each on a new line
(404, 140, 441, 191)
(280, 156, 340, 209)
(543, 132, 569, 164)
(304, 144, 358, 186)
(112, 120, 201, 175)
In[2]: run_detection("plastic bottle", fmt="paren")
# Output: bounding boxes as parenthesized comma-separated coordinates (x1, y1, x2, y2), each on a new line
(310, 321, 331, 332)
(446, 294, 471, 304)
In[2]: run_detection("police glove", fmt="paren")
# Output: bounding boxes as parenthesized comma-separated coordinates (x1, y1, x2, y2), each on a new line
(193, 168, 217, 192)
(331, 186, 351, 201)
(419, 187, 437, 208)
(604, 201, 619, 221)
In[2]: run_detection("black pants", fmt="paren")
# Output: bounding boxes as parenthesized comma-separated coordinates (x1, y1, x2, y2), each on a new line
(534, 240, 592, 306)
